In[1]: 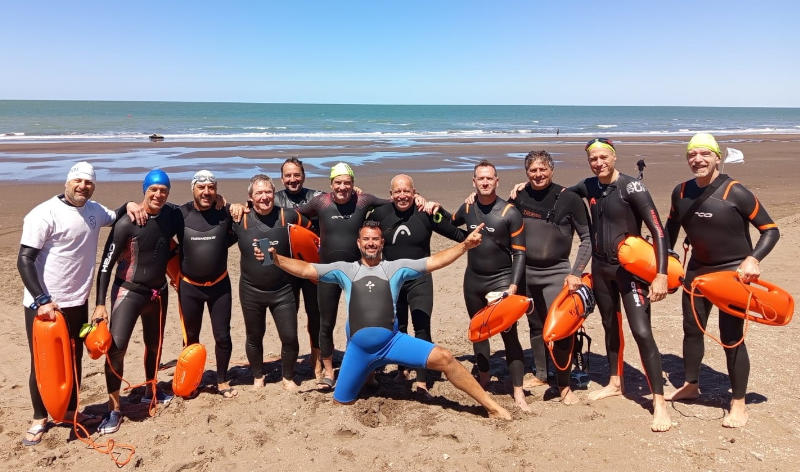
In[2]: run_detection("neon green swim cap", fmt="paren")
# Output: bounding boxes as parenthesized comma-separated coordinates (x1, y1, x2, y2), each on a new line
(329, 162, 354, 180)
(687, 133, 721, 157)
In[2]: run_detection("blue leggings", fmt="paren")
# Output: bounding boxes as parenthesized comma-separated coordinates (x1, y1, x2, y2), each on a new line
(333, 327, 434, 403)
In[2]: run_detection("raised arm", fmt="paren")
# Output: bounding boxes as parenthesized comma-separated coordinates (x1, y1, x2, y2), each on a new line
(426, 223, 484, 272)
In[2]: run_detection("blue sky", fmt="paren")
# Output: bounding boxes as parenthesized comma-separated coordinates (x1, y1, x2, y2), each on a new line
(2, 1, 797, 106)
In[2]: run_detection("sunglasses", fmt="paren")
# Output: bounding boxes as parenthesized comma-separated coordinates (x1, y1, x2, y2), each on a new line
(585, 137, 615, 151)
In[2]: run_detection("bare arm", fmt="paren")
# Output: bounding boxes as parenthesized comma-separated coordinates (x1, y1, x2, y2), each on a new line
(426, 223, 484, 272)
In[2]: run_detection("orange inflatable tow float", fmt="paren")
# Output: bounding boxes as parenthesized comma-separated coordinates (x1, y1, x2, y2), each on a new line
(617, 235, 684, 292)
(288, 224, 320, 263)
(543, 273, 595, 343)
(691, 271, 794, 327)
(84, 319, 112, 360)
(469, 294, 532, 343)
(32, 311, 74, 422)
(173, 343, 207, 397)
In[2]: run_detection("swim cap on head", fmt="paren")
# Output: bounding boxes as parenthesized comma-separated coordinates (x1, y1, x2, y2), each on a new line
(66, 161, 96, 182)
(191, 170, 217, 189)
(687, 133, 721, 157)
(329, 162, 354, 180)
(585, 137, 616, 154)
(142, 169, 171, 193)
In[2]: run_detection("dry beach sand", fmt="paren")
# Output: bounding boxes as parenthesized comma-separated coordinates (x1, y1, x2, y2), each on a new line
(0, 135, 799, 471)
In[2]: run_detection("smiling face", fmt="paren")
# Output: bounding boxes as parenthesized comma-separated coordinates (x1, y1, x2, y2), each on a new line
(587, 147, 617, 182)
(686, 147, 721, 183)
(64, 178, 95, 207)
(192, 182, 217, 211)
(143, 184, 169, 214)
(281, 162, 305, 193)
(526, 159, 554, 190)
(250, 179, 275, 215)
(473, 165, 498, 198)
(330, 175, 354, 204)
(357, 225, 384, 262)
(390, 175, 415, 211)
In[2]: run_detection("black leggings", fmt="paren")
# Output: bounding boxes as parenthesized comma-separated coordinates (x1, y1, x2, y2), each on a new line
(292, 278, 320, 350)
(396, 274, 434, 382)
(105, 284, 168, 393)
(25, 303, 87, 420)
(681, 291, 749, 398)
(318, 281, 341, 359)
(464, 271, 525, 388)
(179, 277, 233, 383)
(240, 282, 299, 380)
(522, 264, 573, 388)
(592, 259, 664, 395)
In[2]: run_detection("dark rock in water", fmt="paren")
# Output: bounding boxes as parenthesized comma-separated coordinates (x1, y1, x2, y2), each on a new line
(149, 134, 164, 142)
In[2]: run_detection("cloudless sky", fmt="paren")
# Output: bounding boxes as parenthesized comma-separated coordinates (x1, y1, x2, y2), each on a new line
(1, 1, 797, 106)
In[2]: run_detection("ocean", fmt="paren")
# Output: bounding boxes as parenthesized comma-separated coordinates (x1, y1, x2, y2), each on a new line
(1, 101, 799, 181)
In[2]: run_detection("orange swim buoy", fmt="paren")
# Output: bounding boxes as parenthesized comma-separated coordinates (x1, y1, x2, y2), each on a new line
(173, 343, 206, 397)
(166, 240, 181, 291)
(288, 224, 320, 263)
(542, 273, 595, 343)
(32, 311, 74, 422)
(617, 235, 684, 292)
(84, 319, 112, 360)
(468, 294, 532, 343)
(691, 271, 794, 327)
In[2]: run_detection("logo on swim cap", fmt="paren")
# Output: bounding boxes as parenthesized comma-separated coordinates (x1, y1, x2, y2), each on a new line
(142, 169, 171, 193)
(687, 133, 721, 157)
(191, 170, 217, 190)
(329, 162, 354, 180)
(67, 161, 96, 182)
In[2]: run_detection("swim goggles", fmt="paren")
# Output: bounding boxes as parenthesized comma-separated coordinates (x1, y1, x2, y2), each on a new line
(585, 137, 615, 152)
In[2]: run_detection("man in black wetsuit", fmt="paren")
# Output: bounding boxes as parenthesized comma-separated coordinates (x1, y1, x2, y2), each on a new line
(508, 151, 592, 405)
(94, 169, 183, 434)
(571, 138, 671, 432)
(273, 157, 324, 380)
(452, 160, 530, 412)
(178, 170, 239, 398)
(296, 162, 394, 389)
(233, 174, 313, 390)
(367, 174, 465, 394)
(664, 133, 779, 428)
(256, 221, 511, 420)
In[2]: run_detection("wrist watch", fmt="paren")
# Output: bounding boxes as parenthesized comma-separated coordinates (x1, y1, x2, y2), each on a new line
(30, 294, 52, 310)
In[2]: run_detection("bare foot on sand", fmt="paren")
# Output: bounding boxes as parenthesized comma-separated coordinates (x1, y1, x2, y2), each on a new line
(588, 377, 623, 402)
(523, 376, 548, 390)
(651, 395, 672, 432)
(664, 382, 699, 401)
(413, 381, 431, 398)
(217, 382, 239, 399)
(513, 386, 531, 412)
(560, 386, 579, 405)
(310, 348, 323, 381)
(722, 398, 748, 428)
(253, 377, 265, 388)
(282, 378, 298, 392)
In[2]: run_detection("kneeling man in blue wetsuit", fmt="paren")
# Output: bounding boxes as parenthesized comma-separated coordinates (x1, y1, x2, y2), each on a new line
(256, 220, 511, 419)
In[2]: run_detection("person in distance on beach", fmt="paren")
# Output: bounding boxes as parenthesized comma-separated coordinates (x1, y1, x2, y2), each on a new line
(232, 174, 314, 390)
(664, 132, 779, 428)
(94, 170, 183, 434)
(570, 138, 672, 432)
(367, 174, 466, 395)
(636, 159, 646, 180)
(273, 157, 325, 380)
(451, 160, 530, 412)
(17, 162, 146, 446)
(507, 151, 592, 405)
(255, 220, 512, 420)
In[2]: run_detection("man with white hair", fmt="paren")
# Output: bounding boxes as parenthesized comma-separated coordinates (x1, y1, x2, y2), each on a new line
(17, 162, 145, 446)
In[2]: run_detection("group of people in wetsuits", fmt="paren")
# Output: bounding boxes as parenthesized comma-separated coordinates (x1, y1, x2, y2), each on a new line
(19, 131, 779, 445)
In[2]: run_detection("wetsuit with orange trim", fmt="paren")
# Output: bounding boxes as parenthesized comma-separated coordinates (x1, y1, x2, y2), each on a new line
(665, 174, 779, 398)
(296, 192, 392, 361)
(232, 206, 312, 382)
(510, 183, 592, 387)
(178, 202, 237, 383)
(452, 198, 526, 387)
(570, 173, 668, 395)
(95, 206, 183, 394)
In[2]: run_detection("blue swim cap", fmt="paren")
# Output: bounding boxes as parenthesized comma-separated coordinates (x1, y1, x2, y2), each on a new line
(142, 169, 171, 193)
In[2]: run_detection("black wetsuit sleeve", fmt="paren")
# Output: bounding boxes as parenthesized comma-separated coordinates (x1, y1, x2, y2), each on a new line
(568, 180, 588, 198)
(665, 185, 682, 250)
(627, 184, 669, 275)
(296, 197, 320, 218)
(17, 245, 45, 299)
(728, 183, 780, 261)
(451, 203, 467, 227)
(566, 192, 592, 276)
(509, 209, 526, 287)
(96, 218, 133, 305)
(432, 207, 467, 242)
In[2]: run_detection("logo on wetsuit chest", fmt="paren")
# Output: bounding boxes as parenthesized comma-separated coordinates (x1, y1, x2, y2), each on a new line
(626, 180, 647, 194)
(694, 212, 713, 218)
(330, 215, 352, 220)
(469, 224, 495, 233)
(392, 224, 412, 244)
(89, 216, 97, 228)
(365, 281, 375, 292)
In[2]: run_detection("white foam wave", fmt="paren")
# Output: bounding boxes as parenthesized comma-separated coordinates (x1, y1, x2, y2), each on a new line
(597, 124, 618, 129)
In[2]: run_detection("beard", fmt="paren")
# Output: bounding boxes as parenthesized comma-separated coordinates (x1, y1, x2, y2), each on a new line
(360, 248, 381, 260)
